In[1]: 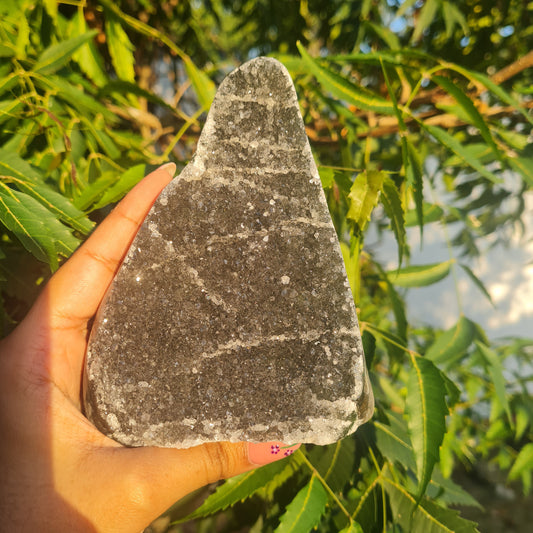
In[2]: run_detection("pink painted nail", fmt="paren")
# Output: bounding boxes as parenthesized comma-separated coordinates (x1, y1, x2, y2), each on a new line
(248, 442, 301, 465)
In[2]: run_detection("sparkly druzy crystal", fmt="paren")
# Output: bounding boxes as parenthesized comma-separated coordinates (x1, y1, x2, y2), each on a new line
(84, 57, 373, 448)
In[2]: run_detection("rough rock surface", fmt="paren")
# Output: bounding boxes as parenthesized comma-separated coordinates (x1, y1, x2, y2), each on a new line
(84, 57, 373, 448)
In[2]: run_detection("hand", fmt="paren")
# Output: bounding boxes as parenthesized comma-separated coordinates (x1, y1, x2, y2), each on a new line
(0, 164, 298, 532)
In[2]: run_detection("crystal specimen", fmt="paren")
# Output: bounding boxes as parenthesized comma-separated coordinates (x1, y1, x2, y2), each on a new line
(84, 57, 373, 448)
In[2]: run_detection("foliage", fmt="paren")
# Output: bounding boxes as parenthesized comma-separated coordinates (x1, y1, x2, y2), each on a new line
(1, 1, 533, 532)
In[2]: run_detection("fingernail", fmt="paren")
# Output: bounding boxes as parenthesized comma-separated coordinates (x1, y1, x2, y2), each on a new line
(158, 162, 176, 178)
(247, 442, 301, 466)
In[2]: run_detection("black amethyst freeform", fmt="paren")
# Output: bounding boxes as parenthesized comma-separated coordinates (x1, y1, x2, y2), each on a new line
(83, 57, 373, 448)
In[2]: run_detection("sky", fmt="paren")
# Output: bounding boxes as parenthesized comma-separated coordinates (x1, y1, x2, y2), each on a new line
(368, 192, 533, 341)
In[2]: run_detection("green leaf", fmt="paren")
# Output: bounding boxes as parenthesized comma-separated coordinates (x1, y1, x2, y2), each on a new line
(274, 476, 328, 533)
(71, 10, 108, 87)
(383, 476, 480, 533)
(15, 181, 94, 234)
(364, 323, 408, 354)
(43, 0, 58, 21)
(376, 263, 407, 342)
(459, 263, 494, 306)
(35, 76, 116, 121)
(406, 355, 447, 497)
(183, 57, 216, 110)
(73, 171, 118, 211)
(0, 99, 23, 125)
(412, 0, 440, 42)
(476, 342, 512, 425)
(508, 443, 533, 482)
(79, 117, 121, 159)
(318, 166, 335, 189)
(432, 75, 500, 160)
(98, 81, 178, 114)
(381, 175, 406, 267)
(397, 0, 419, 18)
(33, 30, 99, 75)
(0, 184, 79, 269)
(387, 260, 453, 287)
(375, 416, 416, 471)
(406, 137, 425, 238)
(0, 148, 43, 182)
(426, 315, 476, 365)
(307, 437, 356, 493)
(440, 370, 461, 408)
(442, 1, 467, 37)
(177, 459, 292, 522)
(105, 12, 135, 82)
(92, 164, 147, 210)
(464, 69, 533, 127)
(420, 123, 502, 184)
(297, 42, 395, 114)
(347, 170, 385, 233)
(429, 468, 482, 509)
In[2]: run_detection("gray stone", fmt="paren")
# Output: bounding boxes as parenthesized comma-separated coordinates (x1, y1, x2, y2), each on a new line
(83, 57, 373, 448)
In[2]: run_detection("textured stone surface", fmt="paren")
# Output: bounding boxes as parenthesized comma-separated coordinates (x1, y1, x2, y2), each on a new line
(83, 57, 373, 448)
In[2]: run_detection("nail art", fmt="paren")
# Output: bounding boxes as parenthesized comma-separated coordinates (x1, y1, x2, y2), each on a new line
(248, 442, 301, 465)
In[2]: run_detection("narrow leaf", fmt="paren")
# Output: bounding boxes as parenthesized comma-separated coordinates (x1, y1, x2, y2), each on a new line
(0, 148, 43, 182)
(459, 263, 494, 306)
(183, 57, 216, 110)
(432, 75, 500, 160)
(72, 10, 107, 87)
(387, 260, 453, 287)
(397, 0, 420, 18)
(406, 137, 425, 238)
(381, 175, 406, 267)
(412, 0, 440, 42)
(15, 181, 94, 234)
(347, 170, 385, 233)
(376, 263, 407, 342)
(406, 355, 447, 497)
(105, 12, 135, 82)
(364, 323, 408, 354)
(383, 476, 480, 533)
(0, 99, 23, 125)
(307, 437, 356, 493)
(92, 164, 147, 210)
(476, 342, 512, 425)
(297, 42, 395, 114)
(36, 76, 116, 121)
(508, 443, 533, 482)
(420, 123, 502, 183)
(375, 416, 416, 471)
(33, 30, 98, 75)
(275, 476, 328, 533)
(0, 185, 79, 269)
(177, 459, 292, 522)
(426, 315, 476, 365)
(465, 68, 533, 126)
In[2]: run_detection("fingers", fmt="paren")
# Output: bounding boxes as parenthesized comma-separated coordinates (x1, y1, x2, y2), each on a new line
(34, 163, 176, 330)
(110, 441, 300, 530)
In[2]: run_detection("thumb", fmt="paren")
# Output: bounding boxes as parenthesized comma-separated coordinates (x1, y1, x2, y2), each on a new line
(118, 441, 300, 528)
